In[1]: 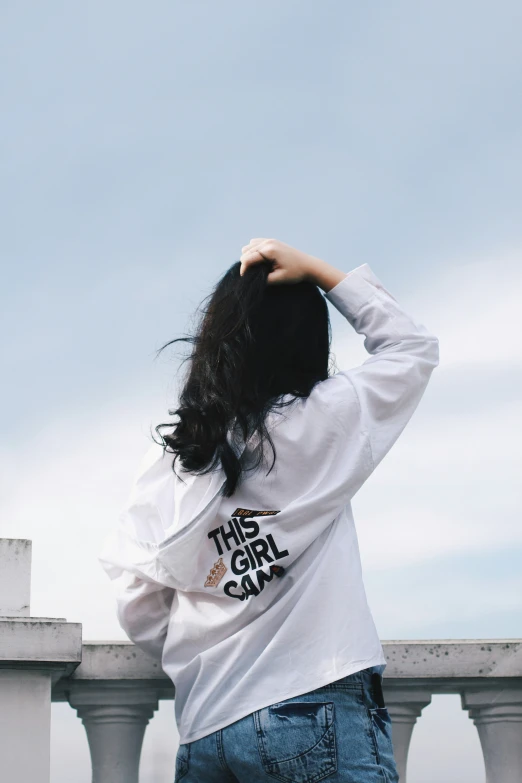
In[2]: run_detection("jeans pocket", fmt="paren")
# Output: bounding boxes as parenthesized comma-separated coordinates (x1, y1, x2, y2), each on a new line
(254, 700, 337, 783)
(174, 742, 190, 782)
(368, 707, 399, 783)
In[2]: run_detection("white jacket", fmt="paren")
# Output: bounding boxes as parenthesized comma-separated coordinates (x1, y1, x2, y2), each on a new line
(98, 262, 439, 744)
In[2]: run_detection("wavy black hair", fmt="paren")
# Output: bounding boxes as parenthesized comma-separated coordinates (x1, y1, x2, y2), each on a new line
(152, 259, 333, 497)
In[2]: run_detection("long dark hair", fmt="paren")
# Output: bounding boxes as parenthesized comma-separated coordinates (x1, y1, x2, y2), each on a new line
(152, 259, 333, 497)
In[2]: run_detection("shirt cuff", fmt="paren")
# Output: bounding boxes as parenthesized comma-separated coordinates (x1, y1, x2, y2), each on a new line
(323, 263, 391, 319)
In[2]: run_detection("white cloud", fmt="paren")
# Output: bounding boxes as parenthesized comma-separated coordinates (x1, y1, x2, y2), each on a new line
(354, 395, 522, 570)
(416, 248, 522, 368)
(332, 247, 522, 370)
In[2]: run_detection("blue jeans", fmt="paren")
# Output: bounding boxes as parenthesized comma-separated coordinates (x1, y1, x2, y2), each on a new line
(174, 664, 400, 782)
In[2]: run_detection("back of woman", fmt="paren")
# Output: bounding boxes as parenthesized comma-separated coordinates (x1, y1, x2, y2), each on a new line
(99, 238, 439, 782)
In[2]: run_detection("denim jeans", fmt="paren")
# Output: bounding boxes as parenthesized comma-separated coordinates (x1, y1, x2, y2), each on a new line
(174, 664, 400, 782)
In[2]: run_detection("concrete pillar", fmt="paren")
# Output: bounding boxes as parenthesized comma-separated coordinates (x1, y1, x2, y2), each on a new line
(0, 538, 82, 783)
(0, 669, 53, 782)
(0, 538, 31, 616)
(382, 685, 433, 783)
(69, 685, 159, 783)
(462, 686, 522, 783)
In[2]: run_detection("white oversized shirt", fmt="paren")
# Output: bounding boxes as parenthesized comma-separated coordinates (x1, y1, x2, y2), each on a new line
(98, 263, 439, 744)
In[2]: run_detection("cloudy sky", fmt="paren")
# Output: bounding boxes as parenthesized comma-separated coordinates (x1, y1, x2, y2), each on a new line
(2, 1, 521, 781)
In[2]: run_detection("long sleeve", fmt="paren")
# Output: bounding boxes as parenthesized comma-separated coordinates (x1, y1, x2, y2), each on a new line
(323, 262, 440, 471)
(98, 443, 178, 661)
(109, 569, 175, 661)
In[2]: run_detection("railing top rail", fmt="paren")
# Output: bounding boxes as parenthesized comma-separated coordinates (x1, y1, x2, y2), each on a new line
(67, 639, 522, 681)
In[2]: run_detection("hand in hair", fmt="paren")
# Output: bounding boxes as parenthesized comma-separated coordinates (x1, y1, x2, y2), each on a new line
(240, 238, 346, 293)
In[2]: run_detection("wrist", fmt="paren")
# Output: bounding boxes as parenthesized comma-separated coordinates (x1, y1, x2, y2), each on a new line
(305, 257, 346, 293)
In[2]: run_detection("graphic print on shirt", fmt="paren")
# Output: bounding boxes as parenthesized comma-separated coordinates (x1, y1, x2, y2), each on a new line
(206, 507, 288, 601)
(204, 557, 227, 588)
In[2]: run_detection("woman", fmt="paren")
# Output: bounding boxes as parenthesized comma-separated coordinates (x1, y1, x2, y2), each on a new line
(99, 238, 439, 782)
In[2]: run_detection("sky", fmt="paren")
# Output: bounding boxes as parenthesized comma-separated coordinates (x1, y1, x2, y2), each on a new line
(1, 1, 521, 781)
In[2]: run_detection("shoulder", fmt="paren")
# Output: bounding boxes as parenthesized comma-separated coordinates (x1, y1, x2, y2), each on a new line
(128, 440, 177, 498)
(268, 376, 361, 443)
(304, 373, 361, 434)
(136, 440, 168, 475)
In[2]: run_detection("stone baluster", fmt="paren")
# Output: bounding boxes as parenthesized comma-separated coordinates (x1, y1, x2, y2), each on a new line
(382, 683, 432, 782)
(59, 642, 173, 783)
(69, 683, 159, 783)
(461, 685, 522, 783)
(0, 538, 82, 783)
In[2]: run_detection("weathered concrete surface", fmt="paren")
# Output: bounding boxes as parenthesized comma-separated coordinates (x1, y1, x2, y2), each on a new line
(382, 640, 522, 684)
(51, 639, 522, 704)
(69, 642, 169, 680)
(0, 538, 31, 616)
(53, 642, 173, 703)
(0, 619, 82, 665)
(65, 639, 522, 683)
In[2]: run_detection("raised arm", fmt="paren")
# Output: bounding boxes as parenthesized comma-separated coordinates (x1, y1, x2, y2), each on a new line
(321, 261, 439, 471)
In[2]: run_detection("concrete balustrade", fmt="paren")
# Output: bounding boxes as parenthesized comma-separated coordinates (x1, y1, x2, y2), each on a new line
(462, 685, 522, 783)
(379, 684, 433, 780)
(55, 643, 172, 783)
(53, 639, 522, 783)
(0, 539, 82, 783)
(381, 640, 522, 781)
(2, 538, 522, 783)
(69, 686, 160, 783)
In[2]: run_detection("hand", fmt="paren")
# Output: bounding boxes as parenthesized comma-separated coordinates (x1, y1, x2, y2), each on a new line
(239, 238, 320, 285)
(239, 238, 347, 292)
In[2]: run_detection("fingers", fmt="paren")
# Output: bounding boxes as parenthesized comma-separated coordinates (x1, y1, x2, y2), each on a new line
(241, 238, 267, 253)
(240, 238, 267, 275)
(239, 248, 264, 276)
(239, 238, 278, 277)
